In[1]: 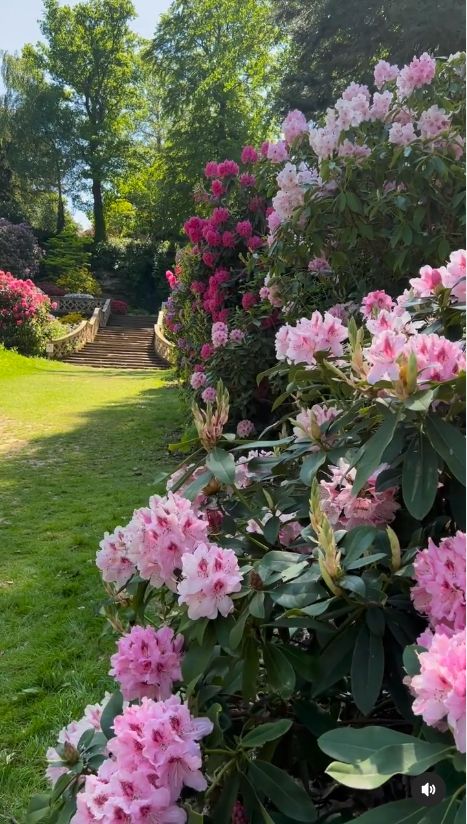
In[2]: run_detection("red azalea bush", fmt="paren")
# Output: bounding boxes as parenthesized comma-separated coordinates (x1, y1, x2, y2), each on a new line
(0, 270, 55, 355)
(36, 282, 66, 297)
(110, 299, 128, 315)
(164, 147, 283, 424)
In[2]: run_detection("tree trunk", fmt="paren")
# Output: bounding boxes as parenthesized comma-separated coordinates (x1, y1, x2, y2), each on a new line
(56, 177, 65, 233)
(92, 177, 106, 243)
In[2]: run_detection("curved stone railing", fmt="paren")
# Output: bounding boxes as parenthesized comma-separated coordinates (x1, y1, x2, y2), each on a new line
(54, 295, 110, 316)
(46, 299, 112, 359)
(154, 308, 176, 365)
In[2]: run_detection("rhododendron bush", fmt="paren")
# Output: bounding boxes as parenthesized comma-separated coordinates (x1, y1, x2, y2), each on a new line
(262, 53, 465, 321)
(28, 249, 466, 823)
(163, 147, 283, 424)
(0, 270, 55, 355)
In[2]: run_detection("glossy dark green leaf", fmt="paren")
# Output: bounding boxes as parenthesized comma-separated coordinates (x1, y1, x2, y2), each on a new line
(352, 798, 460, 824)
(326, 740, 454, 788)
(206, 448, 236, 485)
(351, 624, 384, 715)
(241, 719, 292, 748)
(312, 624, 358, 696)
(242, 637, 259, 700)
(247, 760, 317, 822)
(263, 644, 296, 699)
(318, 726, 417, 762)
(181, 640, 213, 684)
(100, 690, 123, 740)
(211, 771, 240, 824)
(402, 435, 438, 520)
(425, 416, 466, 485)
(300, 451, 326, 485)
(353, 411, 401, 496)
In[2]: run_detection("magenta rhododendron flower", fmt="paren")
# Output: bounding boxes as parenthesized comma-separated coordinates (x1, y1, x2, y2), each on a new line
(200, 343, 214, 360)
(320, 459, 399, 529)
(405, 631, 466, 753)
(211, 179, 225, 198)
(217, 159, 239, 177)
(241, 292, 258, 310)
(109, 625, 184, 701)
(236, 220, 253, 238)
(240, 145, 258, 164)
(411, 532, 466, 636)
(360, 290, 394, 318)
(177, 542, 242, 619)
(211, 206, 230, 225)
(240, 172, 256, 187)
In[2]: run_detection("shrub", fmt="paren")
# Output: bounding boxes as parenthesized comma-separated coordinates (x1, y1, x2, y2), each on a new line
(110, 299, 128, 315)
(35, 281, 66, 297)
(0, 218, 43, 279)
(56, 267, 102, 296)
(27, 250, 466, 823)
(92, 239, 172, 310)
(58, 312, 84, 326)
(41, 226, 96, 292)
(0, 270, 54, 355)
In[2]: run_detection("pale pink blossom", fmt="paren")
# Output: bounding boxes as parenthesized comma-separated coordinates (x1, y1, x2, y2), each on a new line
(282, 109, 308, 144)
(411, 532, 466, 636)
(201, 386, 217, 404)
(190, 371, 207, 390)
(369, 90, 393, 121)
(418, 105, 451, 140)
(211, 321, 229, 348)
(320, 459, 399, 529)
(374, 60, 399, 89)
(177, 543, 242, 620)
(439, 249, 466, 303)
(396, 53, 436, 99)
(267, 141, 289, 164)
(293, 404, 339, 449)
(109, 625, 184, 701)
(96, 526, 137, 587)
(388, 121, 416, 146)
(237, 419, 255, 438)
(360, 290, 394, 318)
(275, 312, 348, 367)
(409, 264, 443, 297)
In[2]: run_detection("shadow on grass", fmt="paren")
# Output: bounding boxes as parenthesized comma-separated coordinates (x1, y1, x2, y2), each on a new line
(0, 380, 184, 820)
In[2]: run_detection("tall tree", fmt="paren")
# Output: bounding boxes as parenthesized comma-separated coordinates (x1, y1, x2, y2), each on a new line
(146, 0, 280, 238)
(40, 0, 139, 241)
(1, 47, 77, 232)
(274, 0, 466, 117)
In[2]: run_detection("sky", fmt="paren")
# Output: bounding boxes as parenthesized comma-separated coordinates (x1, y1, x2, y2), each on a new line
(0, 0, 173, 226)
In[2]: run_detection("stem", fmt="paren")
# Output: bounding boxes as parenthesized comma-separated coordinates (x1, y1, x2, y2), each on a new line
(205, 758, 236, 798)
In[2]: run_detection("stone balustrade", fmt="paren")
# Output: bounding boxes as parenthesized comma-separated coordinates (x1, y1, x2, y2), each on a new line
(53, 295, 110, 316)
(46, 299, 112, 359)
(154, 308, 176, 365)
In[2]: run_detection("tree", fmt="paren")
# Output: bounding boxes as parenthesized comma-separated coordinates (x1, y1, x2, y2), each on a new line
(1, 47, 77, 233)
(39, 0, 139, 242)
(274, 0, 466, 117)
(146, 0, 280, 238)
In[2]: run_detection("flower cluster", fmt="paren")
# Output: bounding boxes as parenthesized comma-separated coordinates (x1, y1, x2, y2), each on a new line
(109, 625, 184, 701)
(72, 696, 213, 824)
(405, 631, 466, 753)
(46, 695, 113, 786)
(411, 532, 466, 637)
(0, 270, 51, 328)
(275, 311, 348, 366)
(292, 404, 339, 450)
(319, 459, 399, 529)
(178, 542, 242, 619)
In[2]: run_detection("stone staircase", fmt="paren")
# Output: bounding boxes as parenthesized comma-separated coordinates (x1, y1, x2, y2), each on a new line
(64, 315, 168, 369)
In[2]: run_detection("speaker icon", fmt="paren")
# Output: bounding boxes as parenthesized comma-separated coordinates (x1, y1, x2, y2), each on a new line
(412, 773, 446, 806)
(421, 783, 436, 797)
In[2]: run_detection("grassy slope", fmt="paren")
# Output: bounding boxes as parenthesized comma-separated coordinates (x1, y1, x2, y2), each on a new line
(0, 350, 182, 821)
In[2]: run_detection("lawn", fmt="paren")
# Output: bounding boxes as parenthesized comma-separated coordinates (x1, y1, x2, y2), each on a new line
(0, 349, 183, 821)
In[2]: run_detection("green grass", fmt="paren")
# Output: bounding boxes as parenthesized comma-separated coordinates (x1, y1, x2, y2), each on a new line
(0, 349, 183, 821)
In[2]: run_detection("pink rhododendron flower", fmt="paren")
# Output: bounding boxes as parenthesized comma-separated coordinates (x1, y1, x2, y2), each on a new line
(127, 492, 208, 590)
(404, 333, 466, 384)
(267, 140, 289, 163)
(183, 216, 205, 243)
(342, 82, 371, 102)
(282, 109, 308, 144)
(309, 124, 340, 160)
(211, 179, 225, 198)
(221, 230, 236, 248)
(293, 404, 339, 449)
(275, 312, 348, 367)
(308, 257, 330, 273)
(364, 330, 408, 383)
(388, 121, 416, 146)
(241, 292, 258, 310)
(374, 59, 399, 88)
(177, 543, 242, 619)
(217, 160, 239, 177)
(96, 526, 137, 586)
(411, 532, 466, 636)
(409, 264, 443, 297)
(328, 303, 350, 323)
(267, 209, 282, 235)
(211, 321, 229, 347)
(190, 371, 207, 390)
(418, 105, 451, 139)
(200, 343, 214, 360)
(201, 386, 217, 404)
(320, 459, 399, 529)
(361, 290, 394, 318)
(369, 90, 393, 121)
(405, 631, 466, 752)
(229, 328, 245, 344)
(396, 52, 436, 99)
(337, 140, 371, 159)
(248, 235, 263, 251)
(202, 251, 217, 268)
(236, 419, 255, 438)
(240, 172, 256, 187)
(439, 249, 466, 303)
(211, 206, 230, 225)
(241, 145, 258, 163)
(109, 625, 184, 701)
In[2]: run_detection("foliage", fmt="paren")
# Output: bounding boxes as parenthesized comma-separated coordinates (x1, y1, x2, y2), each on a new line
(274, 0, 466, 116)
(0, 218, 43, 279)
(41, 227, 101, 295)
(58, 312, 85, 326)
(57, 269, 101, 297)
(36, 281, 66, 297)
(39, 0, 140, 242)
(146, 0, 280, 238)
(263, 53, 465, 320)
(92, 237, 172, 309)
(0, 348, 181, 819)
(0, 270, 54, 355)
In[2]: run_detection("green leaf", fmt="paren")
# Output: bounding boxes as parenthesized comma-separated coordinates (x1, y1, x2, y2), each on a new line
(263, 644, 296, 699)
(402, 435, 439, 520)
(211, 771, 240, 824)
(425, 416, 466, 485)
(248, 760, 317, 822)
(181, 639, 213, 684)
(312, 625, 358, 696)
(241, 719, 292, 748)
(186, 805, 204, 823)
(100, 690, 123, 740)
(365, 607, 385, 636)
(346, 191, 363, 213)
(242, 637, 259, 700)
(351, 798, 460, 824)
(351, 624, 384, 714)
(26, 795, 51, 824)
(249, 591, 265, 618)
(263, 515, 281, 545)
(326, 741, 454, 789)
(318, 726, 417, 762)
(230, 607, 249, 650)
(294, 700, 334, 737)
(270, 579, 325, 609)
(282, 646, 318, 682)
(300, 452, 326, 485)
(206, 448, 236, 485)
(183, 469, 213, 502)
(353, 411, 401, 496)
(342, 526, 378, 566)
(403, 644, 424, 676)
